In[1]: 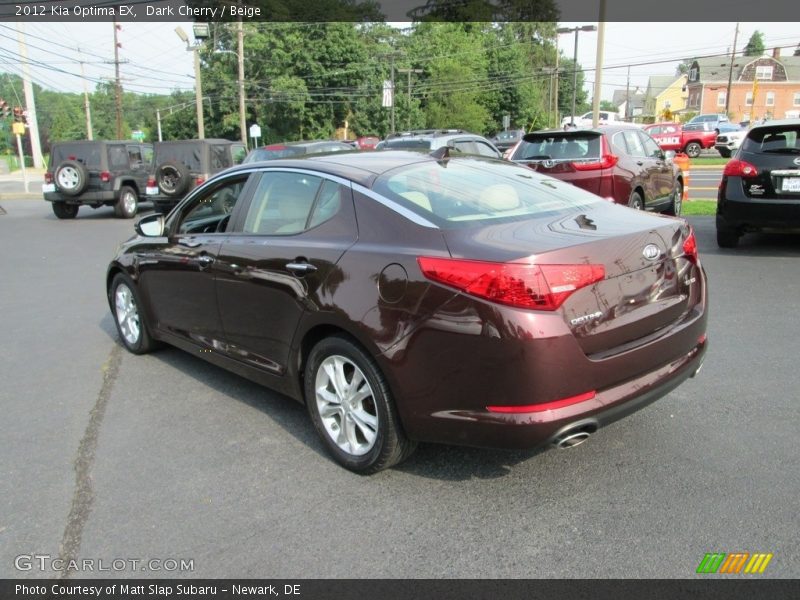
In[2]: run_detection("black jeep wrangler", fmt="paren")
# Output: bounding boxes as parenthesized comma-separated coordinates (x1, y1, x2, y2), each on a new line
(146, 139, 247, 213)
(44, 140, 153, 219)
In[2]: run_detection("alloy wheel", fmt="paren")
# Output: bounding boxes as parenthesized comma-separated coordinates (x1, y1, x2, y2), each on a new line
(114, 283, 141, 346)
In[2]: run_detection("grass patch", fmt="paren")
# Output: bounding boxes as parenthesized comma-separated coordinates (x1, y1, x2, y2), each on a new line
(683, 200, 717, 215)
(691, 156, 729, 166)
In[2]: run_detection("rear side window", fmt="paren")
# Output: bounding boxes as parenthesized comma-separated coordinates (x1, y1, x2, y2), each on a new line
(384, 138, 432, 150)
(108, 145, 129, 169)
(621, 130, 646, 157)
(741, 126, 800, 154)
(51, 144, 102, 168)
(513, 134, 600, 161)
(243, 146, 306, 162)
(210, 145, 231, 170)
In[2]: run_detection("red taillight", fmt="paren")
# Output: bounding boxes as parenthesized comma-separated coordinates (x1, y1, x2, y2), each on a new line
(417, 257, 605, 311)
(571, 135, 618, 171)
(99, 171, 111, 182)
(683, 227, 699, 264)
(196, 177, 206, 186)
(487, 390, 597, 413)
(722, 159, 758, 178)
(44, 172, 53, 184)
(147, 177, 156, 187)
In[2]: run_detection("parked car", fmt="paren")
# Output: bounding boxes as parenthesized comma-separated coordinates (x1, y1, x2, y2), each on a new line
(107, 150, 707, 473)
(381, 129, 502, 158)
(562, 111, 621, 129)
(355, 136, 381, 150)
(508, 126, 684, 215)
(714, 123, 747, 158)
(716, 119, 800, 247)
(491, 129, 526, 152)
(687, 113, 729, 132)
(146, 139, 247, 213)
(644, 122, 716, 158)
(43, 140, 153, 219)
(242, 141, 355, 163)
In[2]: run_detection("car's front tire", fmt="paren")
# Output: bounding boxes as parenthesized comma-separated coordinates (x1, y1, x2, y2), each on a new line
(717, 148, 731, 158)
(52, 202, 79, 219)
(109, 273, 157, 354)
(305, 336, 416, 474)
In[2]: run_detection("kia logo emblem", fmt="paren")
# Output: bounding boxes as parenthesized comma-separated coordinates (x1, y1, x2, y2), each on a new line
(642, 244, 660, 260)
(793, 157, 800, 166)
(543, 160, 554, 168)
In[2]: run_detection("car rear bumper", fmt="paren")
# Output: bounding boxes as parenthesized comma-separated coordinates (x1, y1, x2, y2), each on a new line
(414, 339, 706, 450)
(44, 191, 116, 203)
(718, 179, 800, 231)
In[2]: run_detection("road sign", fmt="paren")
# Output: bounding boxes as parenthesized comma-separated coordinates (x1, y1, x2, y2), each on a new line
(502, 114, 510, 130)
(132, 130, 145, 142)
(12, 122, 25, 135)
(249, 124, 261, 139)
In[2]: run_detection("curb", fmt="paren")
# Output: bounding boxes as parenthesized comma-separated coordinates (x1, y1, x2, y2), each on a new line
(0, 193, 43, 201)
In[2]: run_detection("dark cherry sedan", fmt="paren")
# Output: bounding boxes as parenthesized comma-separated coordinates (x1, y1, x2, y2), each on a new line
(107, 151, 708, 473)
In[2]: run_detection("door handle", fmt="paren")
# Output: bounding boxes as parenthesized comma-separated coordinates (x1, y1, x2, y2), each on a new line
(636, 160, 644, 166)
(197, 255, 215, 266)
(286, 261, 317, 275)
(178, 237, 202, 248)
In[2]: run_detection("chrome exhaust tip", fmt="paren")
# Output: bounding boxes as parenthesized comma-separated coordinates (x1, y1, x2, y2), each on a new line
(554, 430, 591, 449)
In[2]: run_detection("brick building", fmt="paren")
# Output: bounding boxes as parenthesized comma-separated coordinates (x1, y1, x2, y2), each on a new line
(685, 49, 800, 122)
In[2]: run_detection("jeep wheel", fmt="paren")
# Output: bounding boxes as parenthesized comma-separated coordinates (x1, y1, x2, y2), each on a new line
(155, 161, 191, 197)
(718, 148, 731, 158)
(52, 202, 79, 219)
(54, 160, 88, 196)
(114, 186, 138, 219)
(684, 142, 702, 159)
(716, 226, 740, 248)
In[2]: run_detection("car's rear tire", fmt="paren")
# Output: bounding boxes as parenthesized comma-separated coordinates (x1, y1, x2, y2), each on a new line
(716, 226, 740, 248)
(684, 142, 702, 158)
(114, 186, 138, 219)
(717, 148, 731, 158)
(109, 273, 158, 354)
(54, 160, 89, 196)
(155, 160, 191, 197)
(304, 336, 416, 474)
(665, 180, 682, 216)
(52, 202, 79, 219)
(628, 190, 644, 210)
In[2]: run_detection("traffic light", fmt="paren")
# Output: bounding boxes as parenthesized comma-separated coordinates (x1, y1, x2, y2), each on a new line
(12, 106, 24, 123)
(0, 99, 9, 119)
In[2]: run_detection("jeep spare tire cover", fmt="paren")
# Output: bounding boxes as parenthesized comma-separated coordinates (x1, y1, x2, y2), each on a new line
(155, 160, 191, 197)
(54, 160, 89, 196)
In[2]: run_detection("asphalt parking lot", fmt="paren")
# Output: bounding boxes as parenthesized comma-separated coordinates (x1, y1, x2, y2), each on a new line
(1, 197, 798, 579)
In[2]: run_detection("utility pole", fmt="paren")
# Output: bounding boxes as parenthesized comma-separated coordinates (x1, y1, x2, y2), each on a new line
(553, 30, 560, 127)
(78, 53, 93, 140)
(591, 9, 606, 128)
(397, 68, 422, 130)
(625, 65, 631, 121)
(237, 16, 247, 145)
(113, 19, 123, 139)
(156, 109, 163, 141)
(725, 22, 740, 114)
(390, 53, 396, 133)
(557, 25, 597, 127)
(15, 23, 44, 169)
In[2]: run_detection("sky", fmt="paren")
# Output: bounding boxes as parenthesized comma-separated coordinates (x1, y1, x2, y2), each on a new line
(1, 21, 798, 106)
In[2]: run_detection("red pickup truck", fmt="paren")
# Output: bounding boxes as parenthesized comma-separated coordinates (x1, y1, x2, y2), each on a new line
(643, 122, 716, 158)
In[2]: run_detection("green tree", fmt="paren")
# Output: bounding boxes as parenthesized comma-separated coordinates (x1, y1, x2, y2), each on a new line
(743, 31, 765, 56)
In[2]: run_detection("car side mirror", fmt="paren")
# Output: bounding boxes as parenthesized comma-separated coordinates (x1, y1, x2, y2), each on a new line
(135, 213, 165, 237)
(664, 150, 675, 162)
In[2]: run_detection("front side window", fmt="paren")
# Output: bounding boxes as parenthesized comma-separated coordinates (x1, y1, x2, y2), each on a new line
(126, 146, 143, 167)
(242, 172, 323, 235)
(176, 176, 249, 234)
(639, 132, 662, 158)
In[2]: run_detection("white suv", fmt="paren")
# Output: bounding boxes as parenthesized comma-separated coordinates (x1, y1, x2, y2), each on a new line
(561, 111, 620, 129)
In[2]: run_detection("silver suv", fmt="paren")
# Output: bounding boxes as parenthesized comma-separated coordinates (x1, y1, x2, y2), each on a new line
(379, 129, 502, 158)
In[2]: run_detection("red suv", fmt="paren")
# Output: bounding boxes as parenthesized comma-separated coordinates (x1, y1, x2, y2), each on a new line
(508, 126, 684, 215)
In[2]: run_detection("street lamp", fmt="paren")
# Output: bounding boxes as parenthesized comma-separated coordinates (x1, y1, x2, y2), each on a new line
(176, 25, 206, 139)
(214, 48, 247, 146)
(556, 25, 597, 127)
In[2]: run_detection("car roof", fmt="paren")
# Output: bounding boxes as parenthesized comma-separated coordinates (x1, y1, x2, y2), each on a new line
(155, 138, 237, 145)
(52, 140, 149, 145)
(262, 140, 350, 148)
(748, 118, 800, 130)
(223, 150, 493, 187)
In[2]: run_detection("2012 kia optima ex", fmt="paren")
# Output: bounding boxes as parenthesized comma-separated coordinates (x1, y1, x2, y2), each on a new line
(107, 150, 708, 473)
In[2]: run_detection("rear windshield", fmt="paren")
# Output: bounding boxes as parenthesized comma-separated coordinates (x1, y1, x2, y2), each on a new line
(372, 157, 603, 227)
(512, 133, 601, 161)
(155, 143, 202, 171)
(51, 144, 102, 168)
(243, 146, 307, 163)
(742, 126, 800, 154)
